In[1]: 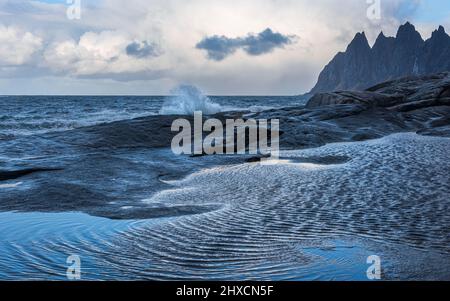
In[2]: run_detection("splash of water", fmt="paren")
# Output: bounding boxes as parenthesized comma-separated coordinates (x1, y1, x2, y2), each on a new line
(159, 85, 222, 115)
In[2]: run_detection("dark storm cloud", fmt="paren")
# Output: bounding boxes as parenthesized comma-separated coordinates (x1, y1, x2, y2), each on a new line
(126, 41, 160, 58)
(196, 28, 295, 61)
(196, 36, 242, 61)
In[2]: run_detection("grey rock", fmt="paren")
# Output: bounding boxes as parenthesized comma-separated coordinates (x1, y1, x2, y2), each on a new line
(308, 72, 450, 110)
(306, 90, 402, 108)
(251, 72, 450, 150)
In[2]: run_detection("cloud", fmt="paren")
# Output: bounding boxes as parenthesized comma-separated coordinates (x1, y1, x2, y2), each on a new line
(126, 41, 160, 58)
(0, 25, 43, 66)
(44, 30, 128, 75)
(195, 35, 241, 61)
(196, 28, 296, 61)
(0, 0, 448, 95)
(43, 30, 164, 78)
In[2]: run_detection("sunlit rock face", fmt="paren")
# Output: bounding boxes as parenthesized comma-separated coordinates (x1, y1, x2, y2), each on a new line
(310, 22, 450, 94)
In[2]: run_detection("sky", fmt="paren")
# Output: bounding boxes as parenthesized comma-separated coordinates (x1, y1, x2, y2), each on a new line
(0, 0, 449, 95)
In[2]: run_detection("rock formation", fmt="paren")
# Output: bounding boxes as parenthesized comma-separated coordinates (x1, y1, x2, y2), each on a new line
(310, 22, 450, 94)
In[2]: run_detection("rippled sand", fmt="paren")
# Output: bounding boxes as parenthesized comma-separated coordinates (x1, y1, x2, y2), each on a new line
(1, 133, 449, 280)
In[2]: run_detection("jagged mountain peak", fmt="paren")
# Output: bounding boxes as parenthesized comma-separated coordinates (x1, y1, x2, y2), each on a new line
(373, 31, 394, 49)
(309, 23, 450, 94)
(396, 21, 423, 42)
(355, 31, 367, 39)
(431, 25, 448, 39)
(346, 32, 370, 51)
(397, 22, 416, 35)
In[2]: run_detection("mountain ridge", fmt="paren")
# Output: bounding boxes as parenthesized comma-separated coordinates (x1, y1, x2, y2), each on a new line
(310, 22, 450, 94)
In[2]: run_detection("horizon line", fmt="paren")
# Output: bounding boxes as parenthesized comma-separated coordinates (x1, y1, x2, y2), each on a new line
(0, 94, 304, 97)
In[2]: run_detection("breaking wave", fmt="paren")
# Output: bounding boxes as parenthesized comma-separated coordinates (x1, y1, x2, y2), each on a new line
(159, 85, 223, 115)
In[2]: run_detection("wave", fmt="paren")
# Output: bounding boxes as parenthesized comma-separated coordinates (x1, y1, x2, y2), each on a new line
(160, 85, 223, 115)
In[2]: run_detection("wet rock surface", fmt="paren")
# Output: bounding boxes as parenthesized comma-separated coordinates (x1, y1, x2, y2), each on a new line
(0, 73, 449, 220)
(253, 72, 450, 150)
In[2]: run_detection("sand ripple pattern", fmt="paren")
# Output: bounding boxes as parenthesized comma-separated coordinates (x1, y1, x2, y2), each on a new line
(1, 133, 449, 280)
(103, 133, 450, 280)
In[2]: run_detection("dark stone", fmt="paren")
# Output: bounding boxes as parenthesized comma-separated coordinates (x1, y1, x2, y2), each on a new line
(0, 168, 62, 181)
